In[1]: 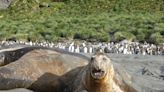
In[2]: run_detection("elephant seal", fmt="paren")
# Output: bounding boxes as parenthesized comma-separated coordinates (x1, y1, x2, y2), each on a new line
(0, 46, 89, 66)
(0, 46, 56, 66)
(0, 48, 88, 91)
(0, 46, 136, 92)
(66, 52, 136, 92)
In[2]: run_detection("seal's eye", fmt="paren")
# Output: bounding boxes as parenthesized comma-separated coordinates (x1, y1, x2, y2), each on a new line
(91, 57, 94, 61)
(91, 56, 95, 61)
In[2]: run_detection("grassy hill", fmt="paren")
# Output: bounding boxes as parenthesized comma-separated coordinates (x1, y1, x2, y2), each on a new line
(0, 0, 164, 44)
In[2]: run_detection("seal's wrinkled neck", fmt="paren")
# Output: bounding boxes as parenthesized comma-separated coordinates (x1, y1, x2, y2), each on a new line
(84, 69, 113, 92)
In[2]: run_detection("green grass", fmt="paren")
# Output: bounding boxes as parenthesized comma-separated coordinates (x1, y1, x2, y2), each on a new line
(0, 0, 163, 44)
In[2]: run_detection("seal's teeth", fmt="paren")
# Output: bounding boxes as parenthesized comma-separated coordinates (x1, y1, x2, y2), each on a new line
(94, 72, 101, 76)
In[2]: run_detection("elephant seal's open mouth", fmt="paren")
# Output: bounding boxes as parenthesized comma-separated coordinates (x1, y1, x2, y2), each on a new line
(91, 68, 106, 79)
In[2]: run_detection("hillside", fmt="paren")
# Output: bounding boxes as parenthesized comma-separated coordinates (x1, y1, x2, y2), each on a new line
(0, 0, 164, 44)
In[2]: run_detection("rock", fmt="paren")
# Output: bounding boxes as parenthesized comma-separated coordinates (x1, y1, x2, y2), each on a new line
(39, 2, 49, 8)
(108, 54, 164, 92)
(0, 0, 12, 9)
